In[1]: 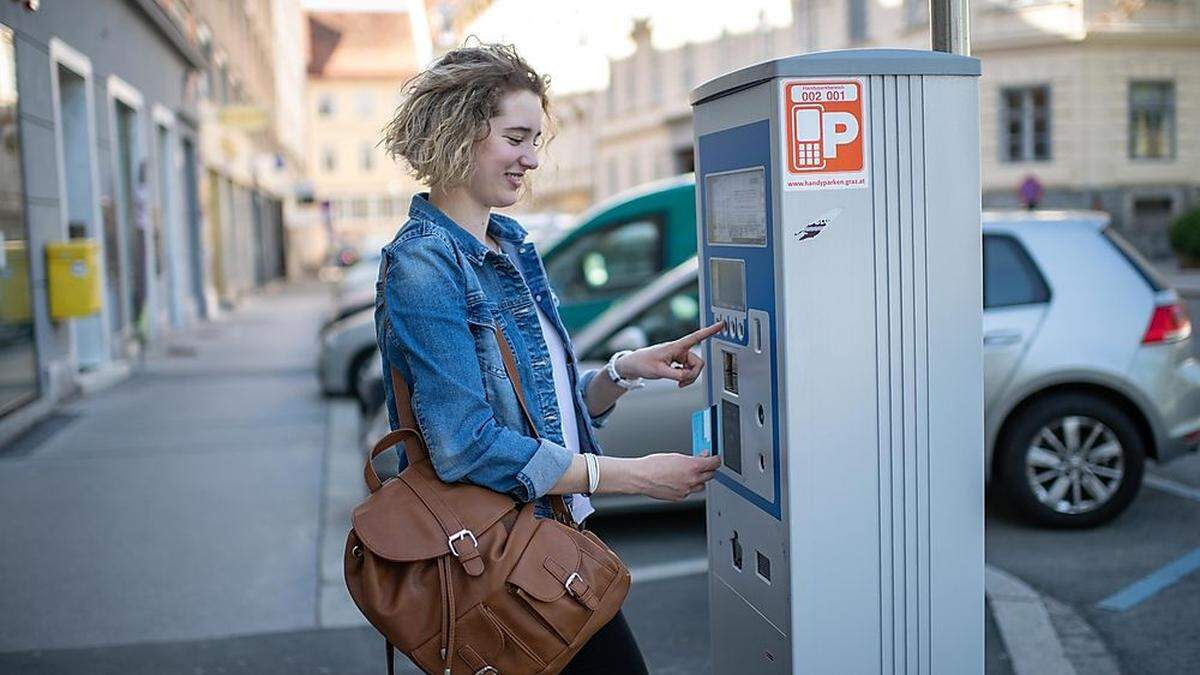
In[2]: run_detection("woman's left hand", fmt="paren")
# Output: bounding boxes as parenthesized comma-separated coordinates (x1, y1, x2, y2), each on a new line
(615, 322, 725, 388)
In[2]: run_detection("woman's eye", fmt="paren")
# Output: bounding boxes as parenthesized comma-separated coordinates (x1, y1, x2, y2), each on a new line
(505, 136, 523, 145)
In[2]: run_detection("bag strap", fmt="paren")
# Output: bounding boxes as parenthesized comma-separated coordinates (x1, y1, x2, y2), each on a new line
(376, 254, 575, 524)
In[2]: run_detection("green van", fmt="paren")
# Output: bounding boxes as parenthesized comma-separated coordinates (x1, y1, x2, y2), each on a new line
(543, 174, 699, 333)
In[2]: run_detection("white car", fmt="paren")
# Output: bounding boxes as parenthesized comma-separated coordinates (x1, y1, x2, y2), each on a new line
(318, 306, 377, 399)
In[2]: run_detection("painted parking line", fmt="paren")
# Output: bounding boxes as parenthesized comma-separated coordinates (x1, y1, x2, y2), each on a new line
(1096, 546, 1200, 612)
(629, 556, 709, 585)
(1145, 474, 1200, 503)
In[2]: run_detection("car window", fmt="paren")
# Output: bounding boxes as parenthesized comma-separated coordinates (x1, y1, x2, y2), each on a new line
(544, 217, 664, 304)
(984, 234, 1051, 309)
(584, 281, 700, 361)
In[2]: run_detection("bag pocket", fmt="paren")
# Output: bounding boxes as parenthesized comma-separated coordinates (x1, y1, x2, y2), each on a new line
(411, 603, 546, 675)
(504, 519, 622, 644)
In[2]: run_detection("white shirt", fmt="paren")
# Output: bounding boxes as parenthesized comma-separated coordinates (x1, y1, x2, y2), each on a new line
(501, 241, 594, 524)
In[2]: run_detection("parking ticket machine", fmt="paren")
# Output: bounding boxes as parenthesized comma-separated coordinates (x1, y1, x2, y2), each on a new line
(691, 50, 985, 673)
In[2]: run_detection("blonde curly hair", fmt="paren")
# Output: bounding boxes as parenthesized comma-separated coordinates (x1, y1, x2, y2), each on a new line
(381, 43, 554, 189)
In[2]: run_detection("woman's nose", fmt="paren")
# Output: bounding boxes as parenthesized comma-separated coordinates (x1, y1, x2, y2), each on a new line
(519, 150, 538, 171)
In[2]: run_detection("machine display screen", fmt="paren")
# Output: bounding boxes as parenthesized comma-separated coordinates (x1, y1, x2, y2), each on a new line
(706, 167, 767, 246)
(710, 258, 746, 312)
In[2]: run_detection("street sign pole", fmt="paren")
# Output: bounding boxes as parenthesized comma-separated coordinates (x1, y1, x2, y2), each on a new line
(930, 0, 971, 55)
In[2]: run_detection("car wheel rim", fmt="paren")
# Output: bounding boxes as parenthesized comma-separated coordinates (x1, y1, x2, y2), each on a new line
(1025, 415, 1124, 515)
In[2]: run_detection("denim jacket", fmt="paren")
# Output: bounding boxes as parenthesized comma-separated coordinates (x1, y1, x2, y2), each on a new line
(374, 194, 615, 518)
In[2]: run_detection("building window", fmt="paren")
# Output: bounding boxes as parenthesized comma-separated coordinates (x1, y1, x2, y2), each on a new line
(351, 198, 369, 219)
(321, 146, 337, 172)
(848, 0, 868, 42)
(379, 196, 396, 219)
(355, 89, 374, 118)
(318, 93, 335, 118)
(218, 63, 230, 104)
(1000, 85, 1051, 162)
(1129, 81, 1175, 160)
(1131, 194, 1176, 232)
(359, 142, 375, 171)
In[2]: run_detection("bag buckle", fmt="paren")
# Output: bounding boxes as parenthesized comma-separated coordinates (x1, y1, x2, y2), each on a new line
(447, 529, 478, 557)
(474, 668, 498, 675)
(564, 571, 585, 597)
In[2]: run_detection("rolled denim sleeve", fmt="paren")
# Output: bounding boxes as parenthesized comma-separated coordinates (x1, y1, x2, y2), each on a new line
(517, 438, 575, 500)
(382, 234, 572, 502)
(577, 367, 617, 429)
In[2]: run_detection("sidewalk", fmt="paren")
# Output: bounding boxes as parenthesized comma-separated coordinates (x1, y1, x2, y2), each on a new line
(0, 279, 1113, 674)
(0, 281, 333, 653)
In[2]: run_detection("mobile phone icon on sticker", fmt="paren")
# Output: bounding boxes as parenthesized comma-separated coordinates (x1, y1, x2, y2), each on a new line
(793, 106, 825, 169)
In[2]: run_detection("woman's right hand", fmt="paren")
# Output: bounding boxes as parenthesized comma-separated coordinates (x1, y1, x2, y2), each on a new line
(633, 452, 722, 502)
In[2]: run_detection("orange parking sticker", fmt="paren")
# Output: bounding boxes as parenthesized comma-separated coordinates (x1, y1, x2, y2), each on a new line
(782, 79, 868, 191)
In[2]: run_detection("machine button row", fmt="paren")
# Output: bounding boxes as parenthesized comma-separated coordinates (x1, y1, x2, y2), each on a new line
(719, 317, 746, 341)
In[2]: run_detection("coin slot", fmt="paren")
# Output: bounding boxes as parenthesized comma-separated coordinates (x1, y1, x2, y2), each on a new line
(753, 317, 763, 353)
(731, 530, 744, 571)
(758, 452, 766, 472)
(722, 350, 738, 395)
(756, 404, 765, 427)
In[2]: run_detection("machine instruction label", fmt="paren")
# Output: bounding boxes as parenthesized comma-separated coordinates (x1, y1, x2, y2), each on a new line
(781, 79, 868, 191)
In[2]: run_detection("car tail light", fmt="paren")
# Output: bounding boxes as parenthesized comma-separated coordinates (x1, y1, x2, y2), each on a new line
(1142, 302, 1192, 344)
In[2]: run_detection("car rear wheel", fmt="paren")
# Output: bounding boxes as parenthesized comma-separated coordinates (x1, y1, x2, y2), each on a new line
(998, 393, 1144, 528)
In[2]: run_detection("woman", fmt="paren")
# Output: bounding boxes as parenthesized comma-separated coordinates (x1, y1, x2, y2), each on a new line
(375, 43, 722, 673)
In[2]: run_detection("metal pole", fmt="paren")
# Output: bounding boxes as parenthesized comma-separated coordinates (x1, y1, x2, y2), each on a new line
(930, 0, 971, 55)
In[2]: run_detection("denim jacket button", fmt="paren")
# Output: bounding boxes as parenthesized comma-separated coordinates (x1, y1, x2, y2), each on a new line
(535, 294, 542, 301)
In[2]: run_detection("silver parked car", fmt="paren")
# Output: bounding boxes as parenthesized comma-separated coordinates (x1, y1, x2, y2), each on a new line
(318, 306, 377, 399)
(569, 211, 1200, 526)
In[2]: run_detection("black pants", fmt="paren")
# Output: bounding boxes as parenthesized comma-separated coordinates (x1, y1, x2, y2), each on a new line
(561, 610, 649, 674)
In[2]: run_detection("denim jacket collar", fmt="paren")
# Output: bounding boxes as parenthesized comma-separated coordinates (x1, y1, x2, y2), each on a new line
(409, 192, 528, 266)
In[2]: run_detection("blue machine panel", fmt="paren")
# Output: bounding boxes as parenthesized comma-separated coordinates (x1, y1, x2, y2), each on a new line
(698, 120, 782, 520)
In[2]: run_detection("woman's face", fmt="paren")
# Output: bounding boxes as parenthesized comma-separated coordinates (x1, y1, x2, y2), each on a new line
(467, 89, 543, 209)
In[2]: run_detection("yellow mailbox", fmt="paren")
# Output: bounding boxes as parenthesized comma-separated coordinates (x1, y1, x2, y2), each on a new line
(47, 239, 102, 320)
(0, 240, 32, 323)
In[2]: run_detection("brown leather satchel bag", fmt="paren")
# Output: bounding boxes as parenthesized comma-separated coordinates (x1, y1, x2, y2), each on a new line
(344, 321, 630, 675)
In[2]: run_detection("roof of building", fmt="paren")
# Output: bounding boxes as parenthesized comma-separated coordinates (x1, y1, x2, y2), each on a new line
(307, 11, 419, 79)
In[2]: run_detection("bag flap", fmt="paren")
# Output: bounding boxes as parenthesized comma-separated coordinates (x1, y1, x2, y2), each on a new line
(352, 460, 517, 562)
(508, 520, 582, 603)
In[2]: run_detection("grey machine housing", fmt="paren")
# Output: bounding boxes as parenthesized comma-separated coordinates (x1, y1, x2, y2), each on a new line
(692, 49, 984, 674)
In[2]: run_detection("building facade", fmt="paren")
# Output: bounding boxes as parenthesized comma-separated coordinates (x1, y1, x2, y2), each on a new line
(0, 0, 206, 444)
(535, 0, 1199, 258)
(305, 10, 425, 250)
(191, 0, 304, 308)
(0, 0, 305, 445)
